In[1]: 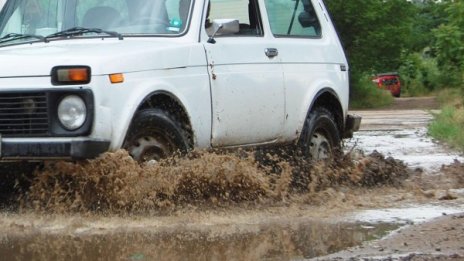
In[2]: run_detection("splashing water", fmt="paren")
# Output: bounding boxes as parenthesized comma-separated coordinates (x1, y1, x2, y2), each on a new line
(18, 149, 410, 214)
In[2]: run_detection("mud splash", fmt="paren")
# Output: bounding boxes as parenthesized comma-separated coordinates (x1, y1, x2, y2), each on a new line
(441, 160, 464, 187)
(19, 150, 409, 214)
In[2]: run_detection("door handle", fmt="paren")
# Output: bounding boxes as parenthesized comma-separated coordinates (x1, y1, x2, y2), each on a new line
(265, 48, 278, 58)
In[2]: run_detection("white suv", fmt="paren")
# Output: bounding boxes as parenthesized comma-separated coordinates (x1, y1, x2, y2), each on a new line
(0, 0, 360, 161)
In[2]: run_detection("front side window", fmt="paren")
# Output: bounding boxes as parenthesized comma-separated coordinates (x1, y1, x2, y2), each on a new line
(0, 0, 193, 46)
(207, 0, 262, 36)
(264, 0, 321, 38)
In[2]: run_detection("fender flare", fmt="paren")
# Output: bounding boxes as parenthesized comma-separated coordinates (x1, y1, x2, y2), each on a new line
(304, 87, 344, 134)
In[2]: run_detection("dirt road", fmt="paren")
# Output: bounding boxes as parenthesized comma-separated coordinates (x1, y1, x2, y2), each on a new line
(349, 97, 460, 172)
(0, 97, 463, 260)
(317, 97, 464, 260)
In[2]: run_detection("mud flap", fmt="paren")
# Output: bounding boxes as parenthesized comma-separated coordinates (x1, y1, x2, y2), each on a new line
(343, 114, 362, 138)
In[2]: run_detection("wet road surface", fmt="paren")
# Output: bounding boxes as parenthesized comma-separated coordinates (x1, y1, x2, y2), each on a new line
(349, 109, 463, 172)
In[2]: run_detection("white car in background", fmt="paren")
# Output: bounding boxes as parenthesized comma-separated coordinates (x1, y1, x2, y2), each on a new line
(0, 0, 360, 162)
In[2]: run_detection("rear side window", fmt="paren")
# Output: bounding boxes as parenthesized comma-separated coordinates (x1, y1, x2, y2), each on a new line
(264, 0, 321, 38)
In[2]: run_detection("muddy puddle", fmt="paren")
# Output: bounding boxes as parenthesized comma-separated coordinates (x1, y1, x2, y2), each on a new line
(0, 220, 398, 260)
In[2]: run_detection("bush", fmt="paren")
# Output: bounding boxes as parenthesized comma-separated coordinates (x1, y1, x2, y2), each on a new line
(399, 52, 441, 96)
(350, 74, 394, 109)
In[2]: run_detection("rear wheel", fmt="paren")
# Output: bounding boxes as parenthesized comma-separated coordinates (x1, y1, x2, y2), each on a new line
(123, 109, 190, 162)
(299, 107, 341, 161)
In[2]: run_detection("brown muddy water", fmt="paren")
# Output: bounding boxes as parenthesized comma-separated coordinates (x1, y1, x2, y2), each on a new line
(16, 149, 409, 214)
(0, 220, 398, 260)
(0, 149, 412, 260)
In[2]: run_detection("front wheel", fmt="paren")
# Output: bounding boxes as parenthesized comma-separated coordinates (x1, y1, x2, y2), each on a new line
(123, 109, 191, 162)
(298, 107, 341, 161)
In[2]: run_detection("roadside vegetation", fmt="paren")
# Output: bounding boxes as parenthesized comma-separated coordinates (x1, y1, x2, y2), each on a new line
(429, 89, 464, 151)
(326, 0, 463, 107)
(349, 75, 394, 109)
(327, 0, 464, 150)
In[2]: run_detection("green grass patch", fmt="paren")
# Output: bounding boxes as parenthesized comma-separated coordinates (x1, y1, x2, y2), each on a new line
(429, 91, 464, 151)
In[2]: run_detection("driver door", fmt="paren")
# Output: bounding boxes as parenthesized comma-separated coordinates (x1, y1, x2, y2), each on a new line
(203, 0, 285, 147)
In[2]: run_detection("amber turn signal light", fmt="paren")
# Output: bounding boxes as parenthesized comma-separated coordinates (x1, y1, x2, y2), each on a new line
(109, 73, 124, 84)
(51, 66, 91, 85)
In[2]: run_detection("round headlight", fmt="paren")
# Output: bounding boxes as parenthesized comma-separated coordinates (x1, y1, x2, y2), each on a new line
(57, 95, 87, 130)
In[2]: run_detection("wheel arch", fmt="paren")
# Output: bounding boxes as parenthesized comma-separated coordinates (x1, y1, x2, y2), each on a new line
(127, 91, 194, 148)
(305, 88, 344, 136)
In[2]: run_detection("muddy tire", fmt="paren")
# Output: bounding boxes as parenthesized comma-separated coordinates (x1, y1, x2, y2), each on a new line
(123, 109, 190, 162)
(299, 107, 341, 161)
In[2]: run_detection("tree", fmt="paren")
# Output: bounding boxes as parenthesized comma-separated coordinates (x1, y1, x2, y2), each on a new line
(433, 1, 464, 87)
(409, 0, 451, 52)
(325, 0, 415, 75)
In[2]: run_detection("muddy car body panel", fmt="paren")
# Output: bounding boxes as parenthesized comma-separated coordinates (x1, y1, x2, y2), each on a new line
(0, 0, 360, 160)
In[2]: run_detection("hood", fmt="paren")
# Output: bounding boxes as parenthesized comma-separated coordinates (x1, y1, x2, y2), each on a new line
(0, 38, 201, 78)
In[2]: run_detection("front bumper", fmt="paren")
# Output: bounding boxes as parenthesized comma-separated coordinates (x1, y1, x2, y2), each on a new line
(343, 114, 362, 138)
(0, 138, 110, 161)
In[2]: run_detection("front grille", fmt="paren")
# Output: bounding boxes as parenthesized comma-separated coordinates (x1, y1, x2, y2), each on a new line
(0, 92, 50, 137)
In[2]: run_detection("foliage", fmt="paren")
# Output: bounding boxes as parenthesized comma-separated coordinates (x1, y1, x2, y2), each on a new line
(430, 1, 464, 98)
(398, 52, 441, 96)
(429, 107, 464, 151)
(325, 0, 415, 75)
(429, 89, 464, 151)
(435, 88, 462, 107)
(325, 0, 416, 105)
(325, 0, 464, 102)
(398, 0, 464, 98)
(349, 74, 394, 109)
(409, 0, 451, 52)
(428, 0, 464, 152)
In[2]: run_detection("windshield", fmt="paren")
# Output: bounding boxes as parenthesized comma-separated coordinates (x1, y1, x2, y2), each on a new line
(0, 0, 192, 44)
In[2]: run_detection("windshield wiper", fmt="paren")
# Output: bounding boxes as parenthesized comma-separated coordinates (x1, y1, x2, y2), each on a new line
(0, 33, 45, 44)
(44, 27, 123, 41)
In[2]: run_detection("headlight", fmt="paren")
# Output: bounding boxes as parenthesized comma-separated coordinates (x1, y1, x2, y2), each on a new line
(57, 95, 87, 130)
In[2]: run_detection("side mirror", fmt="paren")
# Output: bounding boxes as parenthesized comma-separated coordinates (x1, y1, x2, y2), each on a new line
(298, 11, 318, 28)
(207, 19, 239, 44)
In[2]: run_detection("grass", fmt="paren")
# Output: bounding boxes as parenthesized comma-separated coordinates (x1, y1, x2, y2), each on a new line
(428, 89, 464, 151)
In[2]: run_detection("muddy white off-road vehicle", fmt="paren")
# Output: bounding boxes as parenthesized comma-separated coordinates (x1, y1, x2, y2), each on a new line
(0, 0, 360, 162)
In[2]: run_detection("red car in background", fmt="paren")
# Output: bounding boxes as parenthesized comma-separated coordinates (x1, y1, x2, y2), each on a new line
(372, 72, 401, 97)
